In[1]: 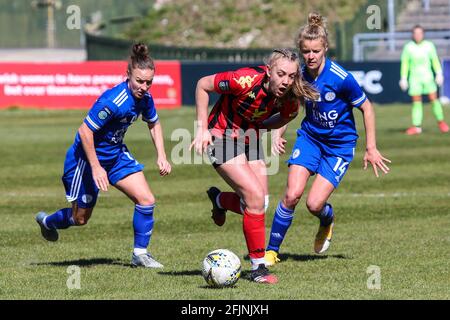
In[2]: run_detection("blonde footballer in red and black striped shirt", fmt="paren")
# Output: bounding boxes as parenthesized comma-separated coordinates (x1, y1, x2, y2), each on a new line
(191, 49, 318, 284)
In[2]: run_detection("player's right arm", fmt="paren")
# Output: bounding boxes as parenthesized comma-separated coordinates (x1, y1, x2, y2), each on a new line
(190, 74, 215, 155)
(79, 101, 117, 192)
(271, 125, 288, 155)
(399, 43, 410, 91)
(78, 123, 109, 191)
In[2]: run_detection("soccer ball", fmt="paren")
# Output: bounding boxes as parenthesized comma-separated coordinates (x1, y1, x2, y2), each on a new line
(202, 249, 241, 287)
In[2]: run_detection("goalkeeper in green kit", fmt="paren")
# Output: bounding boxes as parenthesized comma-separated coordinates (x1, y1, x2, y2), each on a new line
(399, 25, 449, 135)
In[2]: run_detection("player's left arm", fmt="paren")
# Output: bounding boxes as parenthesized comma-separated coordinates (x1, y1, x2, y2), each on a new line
(358, 100, 391, 177)
(147, 120, 171, 176)
(142, 95, 171, 176)
(429, 42, 443, 86)
(260, 113, 294, 130)
(261, 100, 299, 130)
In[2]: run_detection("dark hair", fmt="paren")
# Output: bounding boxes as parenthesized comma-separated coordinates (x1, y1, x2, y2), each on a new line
(412, 24, 424, 32)
(264, 48, 319, 104)
(127, 43, 154, 74)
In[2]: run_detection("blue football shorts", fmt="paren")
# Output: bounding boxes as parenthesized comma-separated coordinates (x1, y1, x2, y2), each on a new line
(62, 144, 144, 208)
(287, 130, 355, 188)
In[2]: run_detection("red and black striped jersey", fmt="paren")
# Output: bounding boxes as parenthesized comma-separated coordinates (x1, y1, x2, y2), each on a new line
(208, 66, 299, 140)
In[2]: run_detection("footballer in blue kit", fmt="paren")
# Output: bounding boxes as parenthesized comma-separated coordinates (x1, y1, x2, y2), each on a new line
(36, 43, 172, 268)
(265, 13, 391, 266)
(288, 58, 365, 188)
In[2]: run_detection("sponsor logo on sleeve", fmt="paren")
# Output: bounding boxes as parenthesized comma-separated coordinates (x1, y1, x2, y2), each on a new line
(98, 110, 108, 120)
(218, 80, 230, 92)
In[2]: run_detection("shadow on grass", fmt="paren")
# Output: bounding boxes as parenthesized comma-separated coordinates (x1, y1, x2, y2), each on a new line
(31, 258, 129, 267)
(158, 270, 202, 276)
(278, 253, 351, 262)
(243, 253, 351, 262)
(157, 270, 247, 289)
(386, 127, 409, 134)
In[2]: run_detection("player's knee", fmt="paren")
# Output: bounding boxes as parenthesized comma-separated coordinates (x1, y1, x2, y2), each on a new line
(73, 213, 90, 225)
(306, 198, 325, 215)
(135, 193, 155, 206)
(243, 187, 265, 212)
(73, 207, 93, 226)
(284, 189, 302, 208)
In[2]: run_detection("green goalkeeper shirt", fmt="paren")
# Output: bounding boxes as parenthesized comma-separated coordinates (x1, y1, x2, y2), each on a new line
(400, 40, 442, 81)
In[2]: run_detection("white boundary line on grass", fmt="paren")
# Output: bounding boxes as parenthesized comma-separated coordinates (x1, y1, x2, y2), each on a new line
(334, 192, 450, 198)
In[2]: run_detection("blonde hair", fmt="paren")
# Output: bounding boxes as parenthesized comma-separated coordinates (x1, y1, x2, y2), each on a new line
(264, 48, 319, 104)
(297, 12, 329, 49)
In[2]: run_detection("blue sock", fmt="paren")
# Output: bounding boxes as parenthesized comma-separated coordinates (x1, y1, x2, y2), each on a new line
(267, 202, 295, 252)
(318, 203, 334, 226)
(133, 204, 155, 250)
(45, 208, 74, 229)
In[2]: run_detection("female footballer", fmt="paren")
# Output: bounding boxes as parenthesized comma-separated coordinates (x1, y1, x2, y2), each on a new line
(36, 43, 171, 268)
(265, 13, 391, 266)
(399, 24, 449, 135)
(191, 48, 318, 284)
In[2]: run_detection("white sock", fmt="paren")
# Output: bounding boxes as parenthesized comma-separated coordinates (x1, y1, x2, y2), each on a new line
(133, 248, 147, 256)
(251, 258, 266, 270)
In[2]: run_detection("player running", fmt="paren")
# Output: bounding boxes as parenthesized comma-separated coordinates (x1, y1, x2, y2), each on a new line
(190, 48, 318, 283)
(399, 24, 449, 135)
(265, 13, 391, 266)
(35, 43, 171, 268)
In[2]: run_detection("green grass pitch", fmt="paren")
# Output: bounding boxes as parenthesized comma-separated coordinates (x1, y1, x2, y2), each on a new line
(0, 104, 449, 299)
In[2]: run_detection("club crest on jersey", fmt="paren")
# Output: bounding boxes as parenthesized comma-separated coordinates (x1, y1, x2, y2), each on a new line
(81, 194, 93, 204)
(324, 91, 336, 102)
(250, 109, 267, 121)
(233, 75, 258, 89)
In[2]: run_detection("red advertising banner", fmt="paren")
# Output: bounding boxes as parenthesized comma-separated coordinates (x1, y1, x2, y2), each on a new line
(0, 61, 181, 109)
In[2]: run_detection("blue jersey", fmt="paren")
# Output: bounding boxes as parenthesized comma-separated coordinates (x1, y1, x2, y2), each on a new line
(300, 59, 366, 147)
(72, 80, 159, 163)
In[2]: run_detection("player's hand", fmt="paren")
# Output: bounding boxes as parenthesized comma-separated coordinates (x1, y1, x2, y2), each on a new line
(435, 73, 444, 87)
(399, 78, 408, 92)
(91, 165, 109, 191)
(157, 157, 171, 176)
(363, 148, 391, 178)
(271, 132, 287, 155)
(189, 128, 213, 155)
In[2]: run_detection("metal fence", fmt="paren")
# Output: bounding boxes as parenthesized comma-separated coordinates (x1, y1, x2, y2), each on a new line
(334, 0, 410, 61)
(353, 30, 450, 61)
(85, 33, 276, 62)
